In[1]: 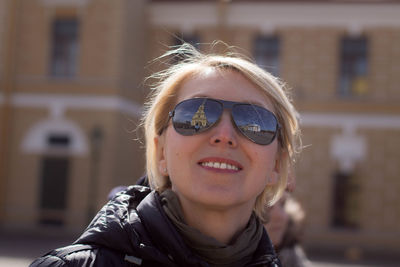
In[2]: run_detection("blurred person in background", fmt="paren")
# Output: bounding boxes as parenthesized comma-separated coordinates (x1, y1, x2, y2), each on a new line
(264, 192, 312, 267)
(30, 42, 301, 267)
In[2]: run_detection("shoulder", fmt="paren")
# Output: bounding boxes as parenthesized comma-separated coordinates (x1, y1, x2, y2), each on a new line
(30, 244, 133, 267)
(30, 244, 97, 267)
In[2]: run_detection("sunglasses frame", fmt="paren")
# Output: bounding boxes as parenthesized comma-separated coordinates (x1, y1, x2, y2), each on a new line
(168, 97, 281, 145)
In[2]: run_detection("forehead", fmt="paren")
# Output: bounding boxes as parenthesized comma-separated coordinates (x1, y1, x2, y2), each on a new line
(176, 69, 275, 111)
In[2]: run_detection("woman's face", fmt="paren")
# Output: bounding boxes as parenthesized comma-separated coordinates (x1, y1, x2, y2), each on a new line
(264, 194, 290, 246)
(156, 69, 280, 214)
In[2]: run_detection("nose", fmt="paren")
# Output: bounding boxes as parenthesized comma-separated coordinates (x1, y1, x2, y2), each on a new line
(209, 111, 238, 147)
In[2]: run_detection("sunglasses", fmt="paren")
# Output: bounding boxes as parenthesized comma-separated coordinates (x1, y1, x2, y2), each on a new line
(168, 97, 280, 145)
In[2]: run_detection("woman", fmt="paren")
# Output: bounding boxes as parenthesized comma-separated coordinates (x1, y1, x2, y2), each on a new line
(264, 193, 312, 267)
(30, 43, 301, 267)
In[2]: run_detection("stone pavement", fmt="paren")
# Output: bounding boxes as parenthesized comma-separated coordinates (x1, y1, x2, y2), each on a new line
(1, 230, 398, 267)
(0, 230, 75, 267)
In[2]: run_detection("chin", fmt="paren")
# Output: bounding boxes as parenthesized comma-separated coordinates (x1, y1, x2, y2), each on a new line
(192, 188, 250, 208)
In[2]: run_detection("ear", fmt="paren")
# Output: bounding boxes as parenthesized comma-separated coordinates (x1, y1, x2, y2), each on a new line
(154, 135, 168, 176)
(267, 151, 286, 186)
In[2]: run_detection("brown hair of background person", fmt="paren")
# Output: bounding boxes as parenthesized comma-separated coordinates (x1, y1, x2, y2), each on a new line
(264, 192, 312, 267)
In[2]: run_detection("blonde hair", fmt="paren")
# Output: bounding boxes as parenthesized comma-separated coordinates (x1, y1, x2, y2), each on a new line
(142, 43, 301, 219)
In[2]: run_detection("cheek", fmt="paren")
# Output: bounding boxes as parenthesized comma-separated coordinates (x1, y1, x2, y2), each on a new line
(254, 145, 278, 171)
(164, 130, 193, 173)
(251, 144, 279, 187)
(164, 130, 182, 160)
(166, 147, 183, 168)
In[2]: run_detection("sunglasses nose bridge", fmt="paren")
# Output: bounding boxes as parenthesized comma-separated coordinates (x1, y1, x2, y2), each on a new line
(218, 100, 236, 124)
(219, 99, 235, 110)
(215, 102, 235, 130)
(209, 109, 239, 147)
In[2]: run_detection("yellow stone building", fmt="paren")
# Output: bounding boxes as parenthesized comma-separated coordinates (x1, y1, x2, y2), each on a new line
(1, 0, 400, 260)
(0, 0, 148, 232)
(191, 102, 208, 128)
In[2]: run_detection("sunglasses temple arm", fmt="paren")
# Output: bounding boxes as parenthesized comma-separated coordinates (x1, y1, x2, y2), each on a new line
(158, 111, 174, 135)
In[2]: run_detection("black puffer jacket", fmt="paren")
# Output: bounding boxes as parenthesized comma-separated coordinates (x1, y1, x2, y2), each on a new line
(30, 185, 281, 267)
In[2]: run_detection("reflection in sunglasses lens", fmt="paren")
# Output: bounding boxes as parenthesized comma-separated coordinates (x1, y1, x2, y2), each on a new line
(232, 105, 277, 145)
(172, 98, 278, 145)
(173, 99, 221, 135)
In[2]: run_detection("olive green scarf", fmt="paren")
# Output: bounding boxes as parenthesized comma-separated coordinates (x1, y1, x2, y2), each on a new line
(160, 189, 263, 267)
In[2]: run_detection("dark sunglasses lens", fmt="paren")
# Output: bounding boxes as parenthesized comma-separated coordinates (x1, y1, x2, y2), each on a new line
(232, 104, 278, 145)
(172, 98, 222, 135)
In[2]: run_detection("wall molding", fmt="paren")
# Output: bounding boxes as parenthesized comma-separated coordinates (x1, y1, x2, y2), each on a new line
(300, 112, 400, 172)
(21, 117, 88, 155)
(300, 112, 400, 130)
(11, 93, 142, 118)
(3, 93, 400, 130)
(150, 3, 400, 32)
(40, 0, 91, 7)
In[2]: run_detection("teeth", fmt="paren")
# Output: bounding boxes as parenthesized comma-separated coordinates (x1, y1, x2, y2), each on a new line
(201, 162, 239, 171)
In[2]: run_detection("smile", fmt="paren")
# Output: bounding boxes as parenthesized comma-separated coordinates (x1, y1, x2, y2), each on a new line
(201, 162, 240, 171)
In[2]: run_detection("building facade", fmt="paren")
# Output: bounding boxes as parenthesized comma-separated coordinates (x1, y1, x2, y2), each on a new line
(0, 0, 147, 232)
(1, 0, 400, 259)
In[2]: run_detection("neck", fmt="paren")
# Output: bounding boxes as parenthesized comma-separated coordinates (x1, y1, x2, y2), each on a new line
(179, 198, 254, 244)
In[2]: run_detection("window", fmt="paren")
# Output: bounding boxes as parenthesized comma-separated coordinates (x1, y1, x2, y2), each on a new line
(48, 135, 71, 146)
(332, 171, 360, 229)
(254, 36, 280, 76)
(39, 135, 71, 226)
(50, 18, 79, 77)
(338, 37, 368, 97)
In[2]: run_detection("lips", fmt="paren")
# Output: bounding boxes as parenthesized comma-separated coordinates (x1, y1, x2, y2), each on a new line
(198, 157, 243, 172)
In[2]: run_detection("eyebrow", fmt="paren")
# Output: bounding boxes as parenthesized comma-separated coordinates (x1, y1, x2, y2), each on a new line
(191, 94, 267, 107)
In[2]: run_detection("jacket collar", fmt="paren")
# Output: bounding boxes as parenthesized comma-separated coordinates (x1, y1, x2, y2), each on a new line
(137, 190, 280, 267)
(76, 185, 280, 267)
(137, 190, 208, 266)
